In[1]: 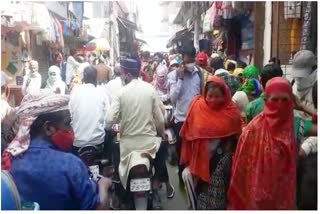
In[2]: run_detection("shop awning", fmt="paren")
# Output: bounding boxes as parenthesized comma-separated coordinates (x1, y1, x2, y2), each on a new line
(117, 16, 138, 31)
(166, 25, 194, 48)
(135, 37, 147, 45)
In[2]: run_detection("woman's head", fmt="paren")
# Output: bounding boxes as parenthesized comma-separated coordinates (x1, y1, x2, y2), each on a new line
(243, 65, 259, 79)
(205, 76, 230, 110)
(264, 77, 293, 123)
(155, 65, 168, 86)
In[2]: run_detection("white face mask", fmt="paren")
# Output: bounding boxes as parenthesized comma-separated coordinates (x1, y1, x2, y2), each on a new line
(185, 62, 195, 72)
(295, 69, 317, 91)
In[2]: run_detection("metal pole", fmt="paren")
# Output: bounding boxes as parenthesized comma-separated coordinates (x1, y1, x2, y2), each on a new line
(193, 3, 200, 52)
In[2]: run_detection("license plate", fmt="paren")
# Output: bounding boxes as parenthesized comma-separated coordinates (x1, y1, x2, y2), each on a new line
(130, 178, 151, 192)
(89, 165, 99, 181)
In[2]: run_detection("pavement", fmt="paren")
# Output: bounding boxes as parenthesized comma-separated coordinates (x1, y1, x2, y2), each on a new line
(158, 163, 189, 210)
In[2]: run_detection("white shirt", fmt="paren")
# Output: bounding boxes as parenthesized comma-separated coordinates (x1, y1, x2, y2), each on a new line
(66, 56, 80, 85)
(106, 77, 123, 101)
(69, 83, 110, 147)
(22, 72, 42, 96)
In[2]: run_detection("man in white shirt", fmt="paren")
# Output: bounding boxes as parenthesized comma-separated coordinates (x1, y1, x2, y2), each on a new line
(70, 66, 110, 152)
(106, 58, 166, 209)
(66, 49, 80, 87)
(106, 63, 123, 101)
(22, 60, 42, 96)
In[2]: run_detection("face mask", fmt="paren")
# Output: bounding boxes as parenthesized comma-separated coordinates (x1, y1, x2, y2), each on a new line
(51, 129, 74, 152)
(264, 100, 292, 121)
(185, 63, 195, 72)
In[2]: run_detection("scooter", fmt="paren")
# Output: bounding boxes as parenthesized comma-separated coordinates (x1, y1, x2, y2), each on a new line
(127, 153, 154, 210)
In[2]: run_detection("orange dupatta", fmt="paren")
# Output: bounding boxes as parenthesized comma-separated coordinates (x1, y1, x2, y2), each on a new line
(180, 76, 242, 183)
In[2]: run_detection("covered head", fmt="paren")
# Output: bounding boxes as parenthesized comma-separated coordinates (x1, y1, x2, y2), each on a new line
(239, 78, 262, 98)
(243, 65, 259, 79)
(120, 58, 139, 77)
(2, 89, 72, 170)
(292, 50, 317, 78)
(196, 51, 209, 67)
(179, 75, 242, 183)
(264, 77, 293, 126)
(204, 76, 232, 110)
(47, 66, 61, 82)
(154, 64, 168, 90)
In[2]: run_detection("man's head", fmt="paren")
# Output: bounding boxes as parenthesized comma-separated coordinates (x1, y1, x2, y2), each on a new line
(180, 45, 196, 64)
(83, 66, 97, 86)
(70, 48, 77, 57)
(260, 64, 284, 89)
(196, 51, 209, 68)
(210, 56, 224, 72)
(120, 58, 139, 85)
(114, 63, 121, 77)
(29, 60, 39, 73)
(292, 50, 317, 79)
(141, 51, 151, 62)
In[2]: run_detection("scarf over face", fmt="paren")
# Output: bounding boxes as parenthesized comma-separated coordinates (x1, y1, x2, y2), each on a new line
(46, 66, 64, 89)
(2, 89, 70, 171)
(180, 76, 242, 183)
(153, 65, 168, 92)
(228, 77, 296, 210)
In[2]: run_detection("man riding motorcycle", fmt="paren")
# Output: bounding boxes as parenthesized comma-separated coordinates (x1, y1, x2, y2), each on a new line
(106, 58, 166, 209)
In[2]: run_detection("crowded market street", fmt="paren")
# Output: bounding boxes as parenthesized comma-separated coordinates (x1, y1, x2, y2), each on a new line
(1, 1, 318, 211)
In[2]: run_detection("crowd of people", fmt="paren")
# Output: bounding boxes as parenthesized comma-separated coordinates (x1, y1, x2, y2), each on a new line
(0, 42, 317, 210)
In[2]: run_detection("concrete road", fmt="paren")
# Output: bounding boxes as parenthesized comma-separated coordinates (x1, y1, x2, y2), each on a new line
(158, 163, 189, 210)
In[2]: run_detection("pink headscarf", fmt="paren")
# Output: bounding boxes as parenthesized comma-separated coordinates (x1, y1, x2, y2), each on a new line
(2, 89, 70, 170)
(153, 65, 169, 91)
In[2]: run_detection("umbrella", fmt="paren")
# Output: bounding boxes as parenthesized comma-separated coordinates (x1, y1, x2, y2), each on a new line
(86, 38, 110, 51)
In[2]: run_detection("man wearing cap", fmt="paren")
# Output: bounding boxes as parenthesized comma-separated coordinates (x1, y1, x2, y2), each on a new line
(21, 60, 42, 96)
(167, 45, 203, 181)
(106, 58, 166, 209)
(292, 50, 317, 119)
(70, 66, 111, 154)
(196, 51, 212, 92)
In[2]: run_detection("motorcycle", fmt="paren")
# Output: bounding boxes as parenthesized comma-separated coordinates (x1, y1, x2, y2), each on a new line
(127, 153, 154, 210)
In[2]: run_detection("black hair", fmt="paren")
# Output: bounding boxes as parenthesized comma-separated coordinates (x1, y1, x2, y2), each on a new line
(210, 57, 224, 71)
(75, 56, 84, 63)
(227, 62, 236, 71)
(237, 60, 247, 69)
(30, 110, 67, 140)
(83, 66, 97, 85)
(205, 81, 225, 96)
(269, 57, 281, 66)
(312, 81, 317, 109)
(260, 64, 284, 89)
(180, 45, 196, 58)
(70, 48, 77, 56)
(141, 51, 150, 59)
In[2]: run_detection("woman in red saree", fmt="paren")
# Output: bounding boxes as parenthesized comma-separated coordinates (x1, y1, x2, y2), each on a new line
(228, 77, 296, 210)
(180, 76, 242, 209)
